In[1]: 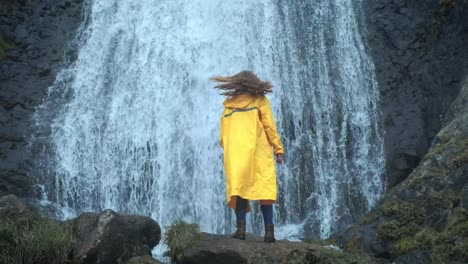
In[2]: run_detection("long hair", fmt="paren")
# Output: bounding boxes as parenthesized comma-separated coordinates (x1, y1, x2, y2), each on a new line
(210, 70, 273, 96)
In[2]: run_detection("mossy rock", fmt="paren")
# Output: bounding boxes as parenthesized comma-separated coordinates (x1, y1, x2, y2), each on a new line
(246, 249, 268, 264)
(452, 146, 468, 168)
(431, 220, 468, 263)
(317, 247, 376, 264)
(379, 199, 424, 221)
(359, 212, 379, 225)
(164, 220, 201, 260)
(391, 237, 419, 256)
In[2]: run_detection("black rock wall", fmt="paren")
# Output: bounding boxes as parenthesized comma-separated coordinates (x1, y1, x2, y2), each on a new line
(0, 0, 84, 197)
(363, 0, 468, 187)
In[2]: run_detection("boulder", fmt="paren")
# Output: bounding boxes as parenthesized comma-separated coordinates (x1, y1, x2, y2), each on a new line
(72, 209, 161, 264)
(0, 194, 34, 220)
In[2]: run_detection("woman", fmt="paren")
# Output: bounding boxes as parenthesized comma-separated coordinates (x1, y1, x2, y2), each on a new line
(211, 70, 284, 243)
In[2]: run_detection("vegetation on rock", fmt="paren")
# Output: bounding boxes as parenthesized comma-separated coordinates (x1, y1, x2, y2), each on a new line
(0, 214, 76, 264)
(0, 33, 13, 61)
(164, 220, 201, 259)
(318, 248, 376, 264)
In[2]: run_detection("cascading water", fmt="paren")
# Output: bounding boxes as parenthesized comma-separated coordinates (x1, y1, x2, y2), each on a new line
(33, 0, 384, 240)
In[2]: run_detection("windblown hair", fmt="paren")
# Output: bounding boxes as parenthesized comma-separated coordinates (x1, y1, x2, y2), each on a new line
(210, 70, 273, 96)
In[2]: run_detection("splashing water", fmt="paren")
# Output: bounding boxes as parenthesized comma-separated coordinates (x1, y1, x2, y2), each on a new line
(33, 0, 384, 240)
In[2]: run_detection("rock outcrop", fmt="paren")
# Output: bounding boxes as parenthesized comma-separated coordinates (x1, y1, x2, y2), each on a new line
(71, 209, 161, 264)
(172, 233, 383, 264)
(337, 81, 468, 263)
(0, 194, 162, 264)
(0, 193, 33, 219)
(364, 0, 468, 187)
(0, 0, 84, 197)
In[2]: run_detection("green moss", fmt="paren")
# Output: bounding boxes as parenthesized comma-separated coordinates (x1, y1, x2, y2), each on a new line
(414, 227, 439, 248)
(378, 220, 408, 241)
(304, 237, 336, 247)
(453, 147, 468, 168)
(391, 237, 419, 256)
(408, 176, 424, 190)
(0, 216, 76, 264)
(428, 191, 452, 209)
(246, 249, 267, 264)
(379, 200, 399, 216)
(423, 136, 456, 161)
(317, 248, 375, 264)
(283, 249, 318, 264)
(377, 201, 425, 242)
(385, 201, 425, 224)
(164, 220, 201, 260)
(0, 32, 14, 60)
(423, 167, 449, 179)
(342, 238, 364, 252)
(360, 213, 379, 225)
(428, 209, 467, 263)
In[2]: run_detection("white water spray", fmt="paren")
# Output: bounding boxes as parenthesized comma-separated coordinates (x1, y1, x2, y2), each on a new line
(34, 0, 384, 240)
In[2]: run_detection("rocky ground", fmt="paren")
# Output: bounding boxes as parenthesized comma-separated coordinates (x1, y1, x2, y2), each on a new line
(1, 194, 389, 264)
(172, 232, 387, 264)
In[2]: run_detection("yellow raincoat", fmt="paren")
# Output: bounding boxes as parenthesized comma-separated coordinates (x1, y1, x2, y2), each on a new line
(220, 93, 284, 211)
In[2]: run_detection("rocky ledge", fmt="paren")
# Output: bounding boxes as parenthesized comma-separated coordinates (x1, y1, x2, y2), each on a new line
(168, 232, 386, 264)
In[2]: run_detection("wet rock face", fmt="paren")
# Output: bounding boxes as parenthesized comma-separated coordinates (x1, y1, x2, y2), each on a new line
(337, 82, 468, 263)
(363, 0, 468, 187)
(72, 209, 161, 264)
(0, 0, 84, 197)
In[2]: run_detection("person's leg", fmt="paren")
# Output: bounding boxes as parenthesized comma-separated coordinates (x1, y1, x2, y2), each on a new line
(260, 204, 273, 225)
(260, 203, 275, 243)
(235, 196, 247, 222)
(232, 196, 247, 240)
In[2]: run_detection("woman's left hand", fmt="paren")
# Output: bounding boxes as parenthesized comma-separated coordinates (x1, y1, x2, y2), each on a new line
(275, 153, 284, 164)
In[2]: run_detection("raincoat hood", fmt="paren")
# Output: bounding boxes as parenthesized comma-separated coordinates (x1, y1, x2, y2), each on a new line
(223, 93, 257, 109)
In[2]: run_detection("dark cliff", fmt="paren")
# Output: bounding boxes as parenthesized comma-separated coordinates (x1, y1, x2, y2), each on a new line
(336, 1, 468, 262)
(0, 0, 84, 197)
(338, 78, 468, 264)
(364, 0, 468, 187)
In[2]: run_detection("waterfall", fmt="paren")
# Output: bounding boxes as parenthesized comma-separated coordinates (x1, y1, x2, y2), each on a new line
(33, 0, 384, 240)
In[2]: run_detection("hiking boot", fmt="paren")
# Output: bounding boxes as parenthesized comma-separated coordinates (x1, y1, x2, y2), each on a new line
(264, 224, 275, 243)
(231, 220, 246, 240)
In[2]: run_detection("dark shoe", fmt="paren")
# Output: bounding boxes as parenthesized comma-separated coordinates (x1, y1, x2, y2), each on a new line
(264, 224, 275, 243)
(231, 220, 246, 240)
